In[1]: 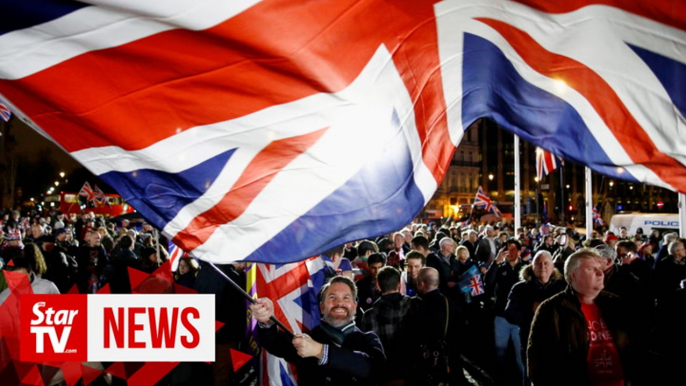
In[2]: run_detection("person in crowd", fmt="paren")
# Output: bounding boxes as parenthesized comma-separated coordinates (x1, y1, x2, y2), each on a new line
(174, 256, 199, 289)
(612, 241, 653, 310)
(0, 243, 60, 304)
(603, 233, 619, 250)
(618, 227, 630, 241)
(392, 231, 409, 259)
(552, 230, 579, 275)
(426, 237, 459, 297)
(460, 230, 478, 259)
(637, 241, 655, 267)
(343, 241, 358, 261)
(106, 234, 140, 293)
(79, 216, 96, 243)
(44, 227, 78, 293)
(138, 246, 167, 274)
(97, 226, 115, 254)
(504, 250, 565, 376)
(251, 276, 385, 386)
(528, 249, 640, 385)
(485, 239, 529, 384)
(653, 239, 686, 304)
(410, 235, 431, 258)
(360, 266, 422, 384)
(352, 239, 379, 280)
(414, 267, 467, 386)
(1, 229, 24, 264)
(654, 232, 678, 268)
(356, 253, 386, 316)
(324, 244, 354, 280)
(400, 250, 425, 296)
(75, 230, 109, 293)
(651, 279, 686, 383)
(534, 234, 557, 255)
(475, 225, 499, 265)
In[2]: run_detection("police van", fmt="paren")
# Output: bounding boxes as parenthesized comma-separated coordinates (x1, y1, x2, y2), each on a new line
(609, 213, 679, 237)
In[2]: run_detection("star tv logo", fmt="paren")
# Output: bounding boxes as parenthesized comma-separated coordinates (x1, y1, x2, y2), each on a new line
(21, 295, 87, 362)
(21, 294, 215, 362)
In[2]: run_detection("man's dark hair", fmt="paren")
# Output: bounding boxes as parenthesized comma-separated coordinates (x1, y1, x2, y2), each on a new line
(377, 266, 401, 293)
(405, 250, 426, 266)
(506, 238, 522, 250)
(319, 275, 358, 302)
(616, 240, 637, 253)
(118, 234, 134, 249)
(411, 235, 429, 250)
(368, 253, 386, 266)
(321, 243, 346, 259)
(357, 240, 379, 256)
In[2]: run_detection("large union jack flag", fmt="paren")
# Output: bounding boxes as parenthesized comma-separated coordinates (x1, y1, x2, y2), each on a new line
(1, 0, 686, 264)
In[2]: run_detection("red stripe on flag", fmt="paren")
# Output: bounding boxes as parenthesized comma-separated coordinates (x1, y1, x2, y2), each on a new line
(0, 0, 452, 185)
(477, 18, 686, 192)
(513, 0, 686, 32)
(174, 127, 328, 251)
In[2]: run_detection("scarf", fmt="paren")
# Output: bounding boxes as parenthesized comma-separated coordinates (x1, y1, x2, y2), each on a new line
(318, 320, 356, 347)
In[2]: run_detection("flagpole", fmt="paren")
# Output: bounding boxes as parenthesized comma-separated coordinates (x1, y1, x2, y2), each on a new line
(514, 135, 521, 232)
(585, 167, 593, 240)
(559, 166, 565, 227)
(208, 262, 295, 338)
(535, 182, 540, 229)
(679, 193, 686, 238)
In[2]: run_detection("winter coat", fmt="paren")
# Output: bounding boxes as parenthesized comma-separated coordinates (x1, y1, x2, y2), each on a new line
(527, 286, 639, 386)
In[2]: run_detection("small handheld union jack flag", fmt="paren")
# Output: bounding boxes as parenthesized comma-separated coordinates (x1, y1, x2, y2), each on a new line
(78, 181, 97, 205)
(593, 206, 604, 226)
(473, 186, 502, 217)
(94, 184, 110, 206)
(459, 265, 485, 296)
(0, 102, 11, 122)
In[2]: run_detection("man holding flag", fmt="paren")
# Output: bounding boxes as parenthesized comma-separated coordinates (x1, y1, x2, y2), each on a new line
(250, 275, 385, 386)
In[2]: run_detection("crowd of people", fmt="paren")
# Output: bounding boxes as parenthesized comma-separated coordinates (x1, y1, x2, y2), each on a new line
(2, 207, 686, 385)
(253, 221, 686, 385)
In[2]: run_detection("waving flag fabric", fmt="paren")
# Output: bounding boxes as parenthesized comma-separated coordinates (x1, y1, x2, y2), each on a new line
(0, 102, 10, 122)
(253, 256, 330, 385)
(459, 265, 485, 296)
(593, 206, 604, 226)
(474, 186, 502, 217)
(78, 181, 96, 205)
(1, 1, 686, 264)
(93, 184, 109, 206)
(536, 147, 562, 181)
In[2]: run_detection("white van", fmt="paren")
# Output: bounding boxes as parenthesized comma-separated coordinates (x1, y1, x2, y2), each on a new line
(609, 213, 679, 237)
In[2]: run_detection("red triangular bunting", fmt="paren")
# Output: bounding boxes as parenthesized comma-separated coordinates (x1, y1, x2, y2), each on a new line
(104, 362, 127, 380)
(59, 361, 81, 386)
(67, 284, 80, 294)
(37, 364, 61, 386)
(128, 267, 150, 289)
(230, 349, 253, 372)
(81, 364, 103, 386)
(19, 363, 43, 386)
(97, 283, 111, 294)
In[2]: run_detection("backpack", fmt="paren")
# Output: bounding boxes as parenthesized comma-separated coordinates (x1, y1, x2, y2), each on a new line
(417, 297, 451, 385)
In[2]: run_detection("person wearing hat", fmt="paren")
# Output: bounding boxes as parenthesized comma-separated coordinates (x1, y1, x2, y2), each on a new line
(138, 245, 168, 274)
(0, 243, 60, 305)
(603, 233, 619, 249)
